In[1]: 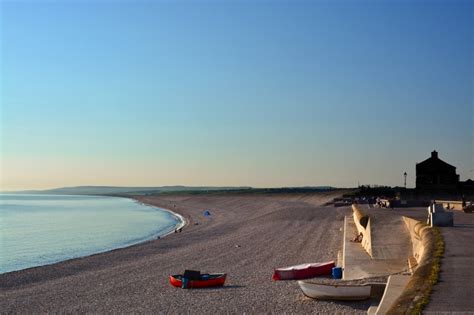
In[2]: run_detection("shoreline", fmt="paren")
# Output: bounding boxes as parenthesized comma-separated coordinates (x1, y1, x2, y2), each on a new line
(0, 195, 186, 275)
(133, 198, 187, 238)
(0, 191, 377, 314)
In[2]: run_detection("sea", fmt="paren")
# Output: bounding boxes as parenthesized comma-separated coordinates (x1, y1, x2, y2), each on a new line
(0, 194, 181, 274)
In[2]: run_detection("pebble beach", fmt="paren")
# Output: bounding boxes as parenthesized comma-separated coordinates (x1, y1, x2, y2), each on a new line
(0, 191, 375, 314)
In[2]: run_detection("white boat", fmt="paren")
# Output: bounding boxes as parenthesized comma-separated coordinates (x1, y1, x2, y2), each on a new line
(298, 280, 372, 300)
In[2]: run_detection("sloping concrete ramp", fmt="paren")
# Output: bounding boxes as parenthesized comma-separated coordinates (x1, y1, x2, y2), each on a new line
(343, 208, 412, 280)
(370, 214, 412, 260)
(373, 275, 410, 314)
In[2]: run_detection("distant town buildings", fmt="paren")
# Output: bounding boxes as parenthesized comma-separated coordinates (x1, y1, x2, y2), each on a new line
(416, 151, 459, 191)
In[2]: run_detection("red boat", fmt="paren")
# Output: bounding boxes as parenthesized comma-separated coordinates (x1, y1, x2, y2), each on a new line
(272, 261, 335, 281)
(169, 271, 226, 288)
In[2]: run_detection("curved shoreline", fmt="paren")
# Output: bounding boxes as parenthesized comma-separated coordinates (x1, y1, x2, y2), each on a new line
(1, 195, 187, 275)
(1, 192, 374, 314)
(132, 198, 187, 237)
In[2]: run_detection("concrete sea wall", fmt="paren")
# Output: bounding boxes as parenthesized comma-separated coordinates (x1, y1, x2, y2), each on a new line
(402, 216, 431, 266)
(352, 204, 372, 257)
(385, 216, 437, 314)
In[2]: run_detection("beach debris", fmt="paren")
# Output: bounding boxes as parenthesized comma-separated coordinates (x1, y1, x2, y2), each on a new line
(235, 244, 241, 248)
(203, 210, 211, 217)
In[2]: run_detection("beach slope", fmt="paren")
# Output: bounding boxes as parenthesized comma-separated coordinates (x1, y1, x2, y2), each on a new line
(0, 191, 372, 313)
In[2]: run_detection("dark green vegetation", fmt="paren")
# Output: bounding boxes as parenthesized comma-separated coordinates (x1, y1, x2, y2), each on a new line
(410, 227, 444, 315)
(151, 186, 337, 196)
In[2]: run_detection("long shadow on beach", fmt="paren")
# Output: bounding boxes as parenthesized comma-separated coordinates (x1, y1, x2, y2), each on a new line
(184, 285, 245, 291)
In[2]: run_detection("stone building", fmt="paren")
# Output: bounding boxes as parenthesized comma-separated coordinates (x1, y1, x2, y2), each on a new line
(416, 151, 459, 191)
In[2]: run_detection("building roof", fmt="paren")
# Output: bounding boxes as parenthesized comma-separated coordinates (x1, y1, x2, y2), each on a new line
(417, 150, 456, 172)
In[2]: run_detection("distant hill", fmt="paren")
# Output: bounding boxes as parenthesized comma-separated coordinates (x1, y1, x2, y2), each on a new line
(7, 186, 252, 196)
(4, 185, 335, 196)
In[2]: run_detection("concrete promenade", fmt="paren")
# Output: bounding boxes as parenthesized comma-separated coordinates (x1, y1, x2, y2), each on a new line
(424, 210, 474, 313)
(354, 206, 474, 313)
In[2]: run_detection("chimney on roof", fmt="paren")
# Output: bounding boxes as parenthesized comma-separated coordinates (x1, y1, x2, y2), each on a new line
(431, 150, 438, 159)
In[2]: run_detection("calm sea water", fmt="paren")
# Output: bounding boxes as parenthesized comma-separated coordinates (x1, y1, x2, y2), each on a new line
(0, 194, 181, 274)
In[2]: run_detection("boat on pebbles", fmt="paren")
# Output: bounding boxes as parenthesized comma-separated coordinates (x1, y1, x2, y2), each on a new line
(298, 276, 387, 300)
(272, 261, 335, 281)
(170, 270, 226, 289)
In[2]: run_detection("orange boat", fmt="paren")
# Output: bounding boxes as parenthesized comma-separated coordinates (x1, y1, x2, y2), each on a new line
(169, 271, 226, 289)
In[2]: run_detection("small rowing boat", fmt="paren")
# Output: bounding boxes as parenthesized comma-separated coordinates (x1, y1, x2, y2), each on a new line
(298, 280, 371, 300)
(169, 270, 226, 289)
(272, 261, 335, 281)
(298, 277, 387, 300)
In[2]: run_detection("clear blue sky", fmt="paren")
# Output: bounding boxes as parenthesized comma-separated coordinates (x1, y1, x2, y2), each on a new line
(1, 0, 472, 190)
